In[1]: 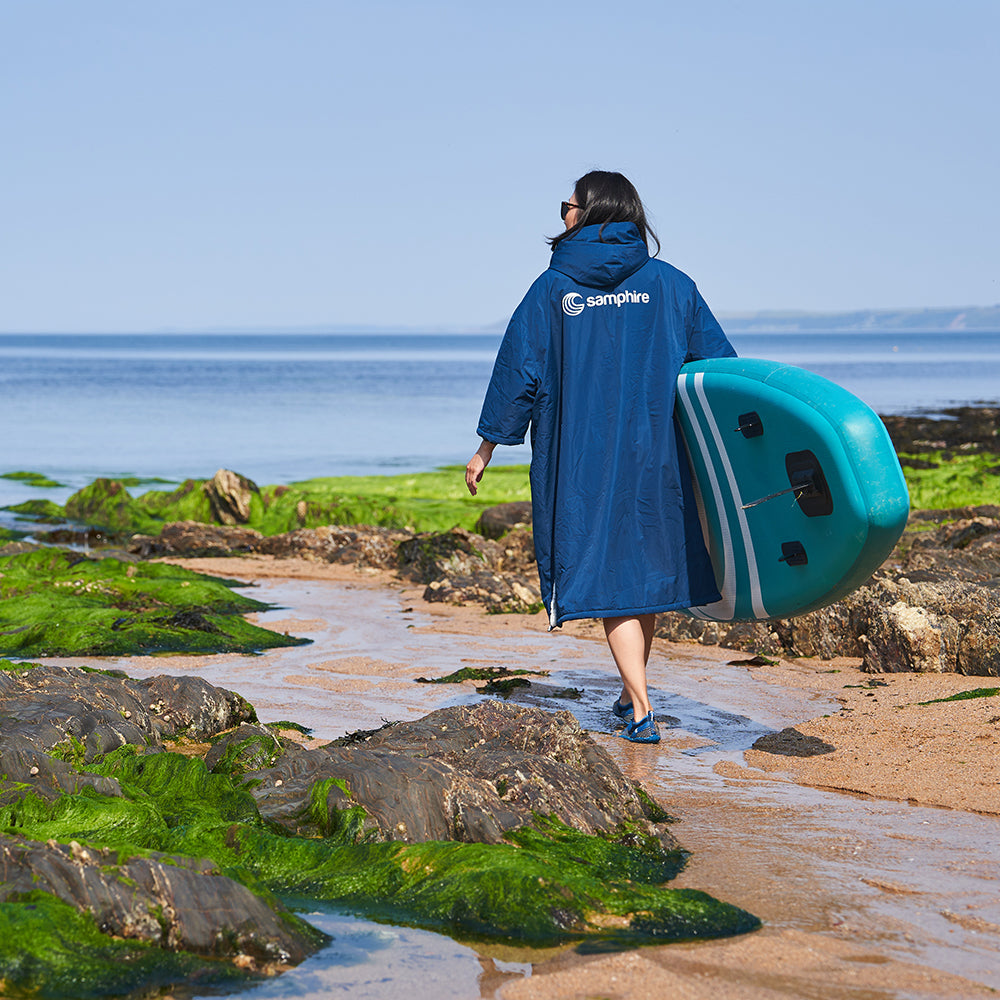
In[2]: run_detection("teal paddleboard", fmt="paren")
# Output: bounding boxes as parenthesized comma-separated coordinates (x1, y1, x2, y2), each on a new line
(675, 358, 909, 621)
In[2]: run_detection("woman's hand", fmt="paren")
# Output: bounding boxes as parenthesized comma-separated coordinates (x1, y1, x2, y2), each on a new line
(465, 439, 496, 496)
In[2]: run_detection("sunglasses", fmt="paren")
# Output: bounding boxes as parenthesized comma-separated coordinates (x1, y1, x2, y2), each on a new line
(560, 201, 582, 221)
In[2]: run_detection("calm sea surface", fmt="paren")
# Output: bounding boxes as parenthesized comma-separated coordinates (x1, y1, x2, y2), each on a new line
(1, 329, 998, 511)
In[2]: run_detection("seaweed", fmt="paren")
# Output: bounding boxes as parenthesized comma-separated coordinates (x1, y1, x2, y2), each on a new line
(476, 677, 531, 697)
(1, 470, 66, 488)
(0, 548, 309, 657)
(917, 687, 1000, 706)
(899, 451, 1000, 511)
(0, 891, 247, 999)
(2, 498, 64, 521)
(416, 666, 546, 684)
(0, 747, 759, 954)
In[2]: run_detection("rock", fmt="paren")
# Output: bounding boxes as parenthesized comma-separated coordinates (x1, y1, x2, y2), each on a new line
(751, 728, 836, 757)
(0, 662, 160, 765)
(249, 701, 677, 851)
(397, 528, 541, 613)
(956, 614, 1000, 676)
(494, 526, 536, 573)
(202, 469, 259, 525)
(0, 744, 124, 805)
(206, 724, 285, 774)
(654, 616, 788, 657)
(131, 673, 257, 739)
(0, 833, 323, 965)
(63, 478, 141, 531)
(475, 501, 533, 539)
(880, 407, 1000, 454)
(127, 521, 410, 569)
(129, 521, 264, 557)
(0, 663, 256, 767)
(257, 524, 409, 570)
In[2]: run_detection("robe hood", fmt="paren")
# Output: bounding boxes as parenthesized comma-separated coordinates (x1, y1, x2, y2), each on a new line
(549, 222, 651, 288)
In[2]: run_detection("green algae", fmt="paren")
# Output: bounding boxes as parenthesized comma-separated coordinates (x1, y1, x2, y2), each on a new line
(265, 719, 312, 735)
(118, 476, 175, 487)
(633, 785, 678, 825)
(286, 465, 532, 533)
(63, 478, 161, 532)
(0, 890, 247, 1000)
(0, 659, 41, 674)
(917, 687, 1000, 706)
(900, 451, 1000, 510)
(1, 470, 65, 488)
(209, 732, 284, 776)
(3, 498, 64, 521)
(0, 548, 309, 657)
(0, 747, 759, 954)
(476, 677, 531, 697)
(416, 666, 546, 684)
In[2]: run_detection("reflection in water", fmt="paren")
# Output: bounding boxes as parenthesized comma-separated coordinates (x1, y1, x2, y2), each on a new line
(218, 910, 531, 1000)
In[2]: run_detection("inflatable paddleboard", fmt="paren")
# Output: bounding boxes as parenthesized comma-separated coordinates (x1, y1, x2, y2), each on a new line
(675, 358, 909, 621)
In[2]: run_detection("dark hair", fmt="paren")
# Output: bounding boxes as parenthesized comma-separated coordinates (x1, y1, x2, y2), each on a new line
(548, 170, 660, 255)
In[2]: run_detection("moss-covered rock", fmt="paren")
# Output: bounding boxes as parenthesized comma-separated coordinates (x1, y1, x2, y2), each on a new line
(0, 470, 65, 488)
(1, 746, 758, 956)
(3, 498, 64, 521)
(0, 836, 327, 986)
(0, 548, 309, 657)
(0, 887, 254, 998)
(0, 670, 761, 998)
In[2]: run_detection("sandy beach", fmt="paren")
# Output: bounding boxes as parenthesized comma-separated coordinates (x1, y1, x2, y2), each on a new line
(75, 553, 1000, 999)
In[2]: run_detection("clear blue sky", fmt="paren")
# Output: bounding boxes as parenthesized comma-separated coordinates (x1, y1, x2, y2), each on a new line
(2, 0, 997, 331)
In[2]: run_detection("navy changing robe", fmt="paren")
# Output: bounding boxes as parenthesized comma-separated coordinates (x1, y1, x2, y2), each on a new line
(477, 222, 737, 626)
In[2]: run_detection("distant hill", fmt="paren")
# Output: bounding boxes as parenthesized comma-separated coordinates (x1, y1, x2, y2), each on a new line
(6, 305, 995, 337)
(717, 305, 1000, 332)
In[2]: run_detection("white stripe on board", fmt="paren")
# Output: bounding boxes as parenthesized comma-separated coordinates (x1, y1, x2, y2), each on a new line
(676, 374, 737, 620)
(693, 372, 769, 619)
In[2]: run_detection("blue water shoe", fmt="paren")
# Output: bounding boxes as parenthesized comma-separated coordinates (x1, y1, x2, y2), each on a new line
(611, 698, 634, 726)
(619, 711, 661, 744)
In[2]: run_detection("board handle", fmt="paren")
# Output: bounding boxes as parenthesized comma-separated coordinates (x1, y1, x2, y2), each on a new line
(778, 540, 808, 566)
(735, 411, 764, 438)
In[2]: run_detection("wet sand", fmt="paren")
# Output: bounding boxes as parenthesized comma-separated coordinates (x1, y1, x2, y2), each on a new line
(59, 555, 1000, 998)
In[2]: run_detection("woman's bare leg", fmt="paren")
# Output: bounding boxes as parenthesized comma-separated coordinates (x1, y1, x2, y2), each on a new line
(603, 614, 657, 719)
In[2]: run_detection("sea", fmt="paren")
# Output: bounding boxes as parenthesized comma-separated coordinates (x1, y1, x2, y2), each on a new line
(1, 328, 998, 518)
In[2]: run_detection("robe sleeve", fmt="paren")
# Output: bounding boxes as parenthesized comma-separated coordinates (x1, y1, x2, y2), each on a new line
(476, 293, 544, 445)
(685, 285, 738, 362)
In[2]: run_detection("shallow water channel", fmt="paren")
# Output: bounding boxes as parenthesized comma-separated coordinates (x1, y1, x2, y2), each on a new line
(86, 577, 1000, 998)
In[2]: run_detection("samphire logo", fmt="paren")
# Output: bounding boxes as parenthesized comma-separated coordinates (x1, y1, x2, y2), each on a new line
(562, 289, 650, 316)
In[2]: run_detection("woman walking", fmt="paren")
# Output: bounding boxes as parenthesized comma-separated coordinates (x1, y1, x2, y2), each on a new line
(466, 171, 736, 743)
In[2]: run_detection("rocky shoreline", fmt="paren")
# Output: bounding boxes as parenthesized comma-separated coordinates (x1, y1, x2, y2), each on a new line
(98, 407, 999, 676)
(3, 407, 997, 672)
(0, 660, 757, 997)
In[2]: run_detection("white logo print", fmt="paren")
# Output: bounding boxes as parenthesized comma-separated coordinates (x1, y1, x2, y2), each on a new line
(562, 289, 651, 316)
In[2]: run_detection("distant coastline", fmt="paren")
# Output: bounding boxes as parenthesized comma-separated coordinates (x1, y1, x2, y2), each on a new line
(3, 304, 999, 336)
(717, 304, 1000, 333)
